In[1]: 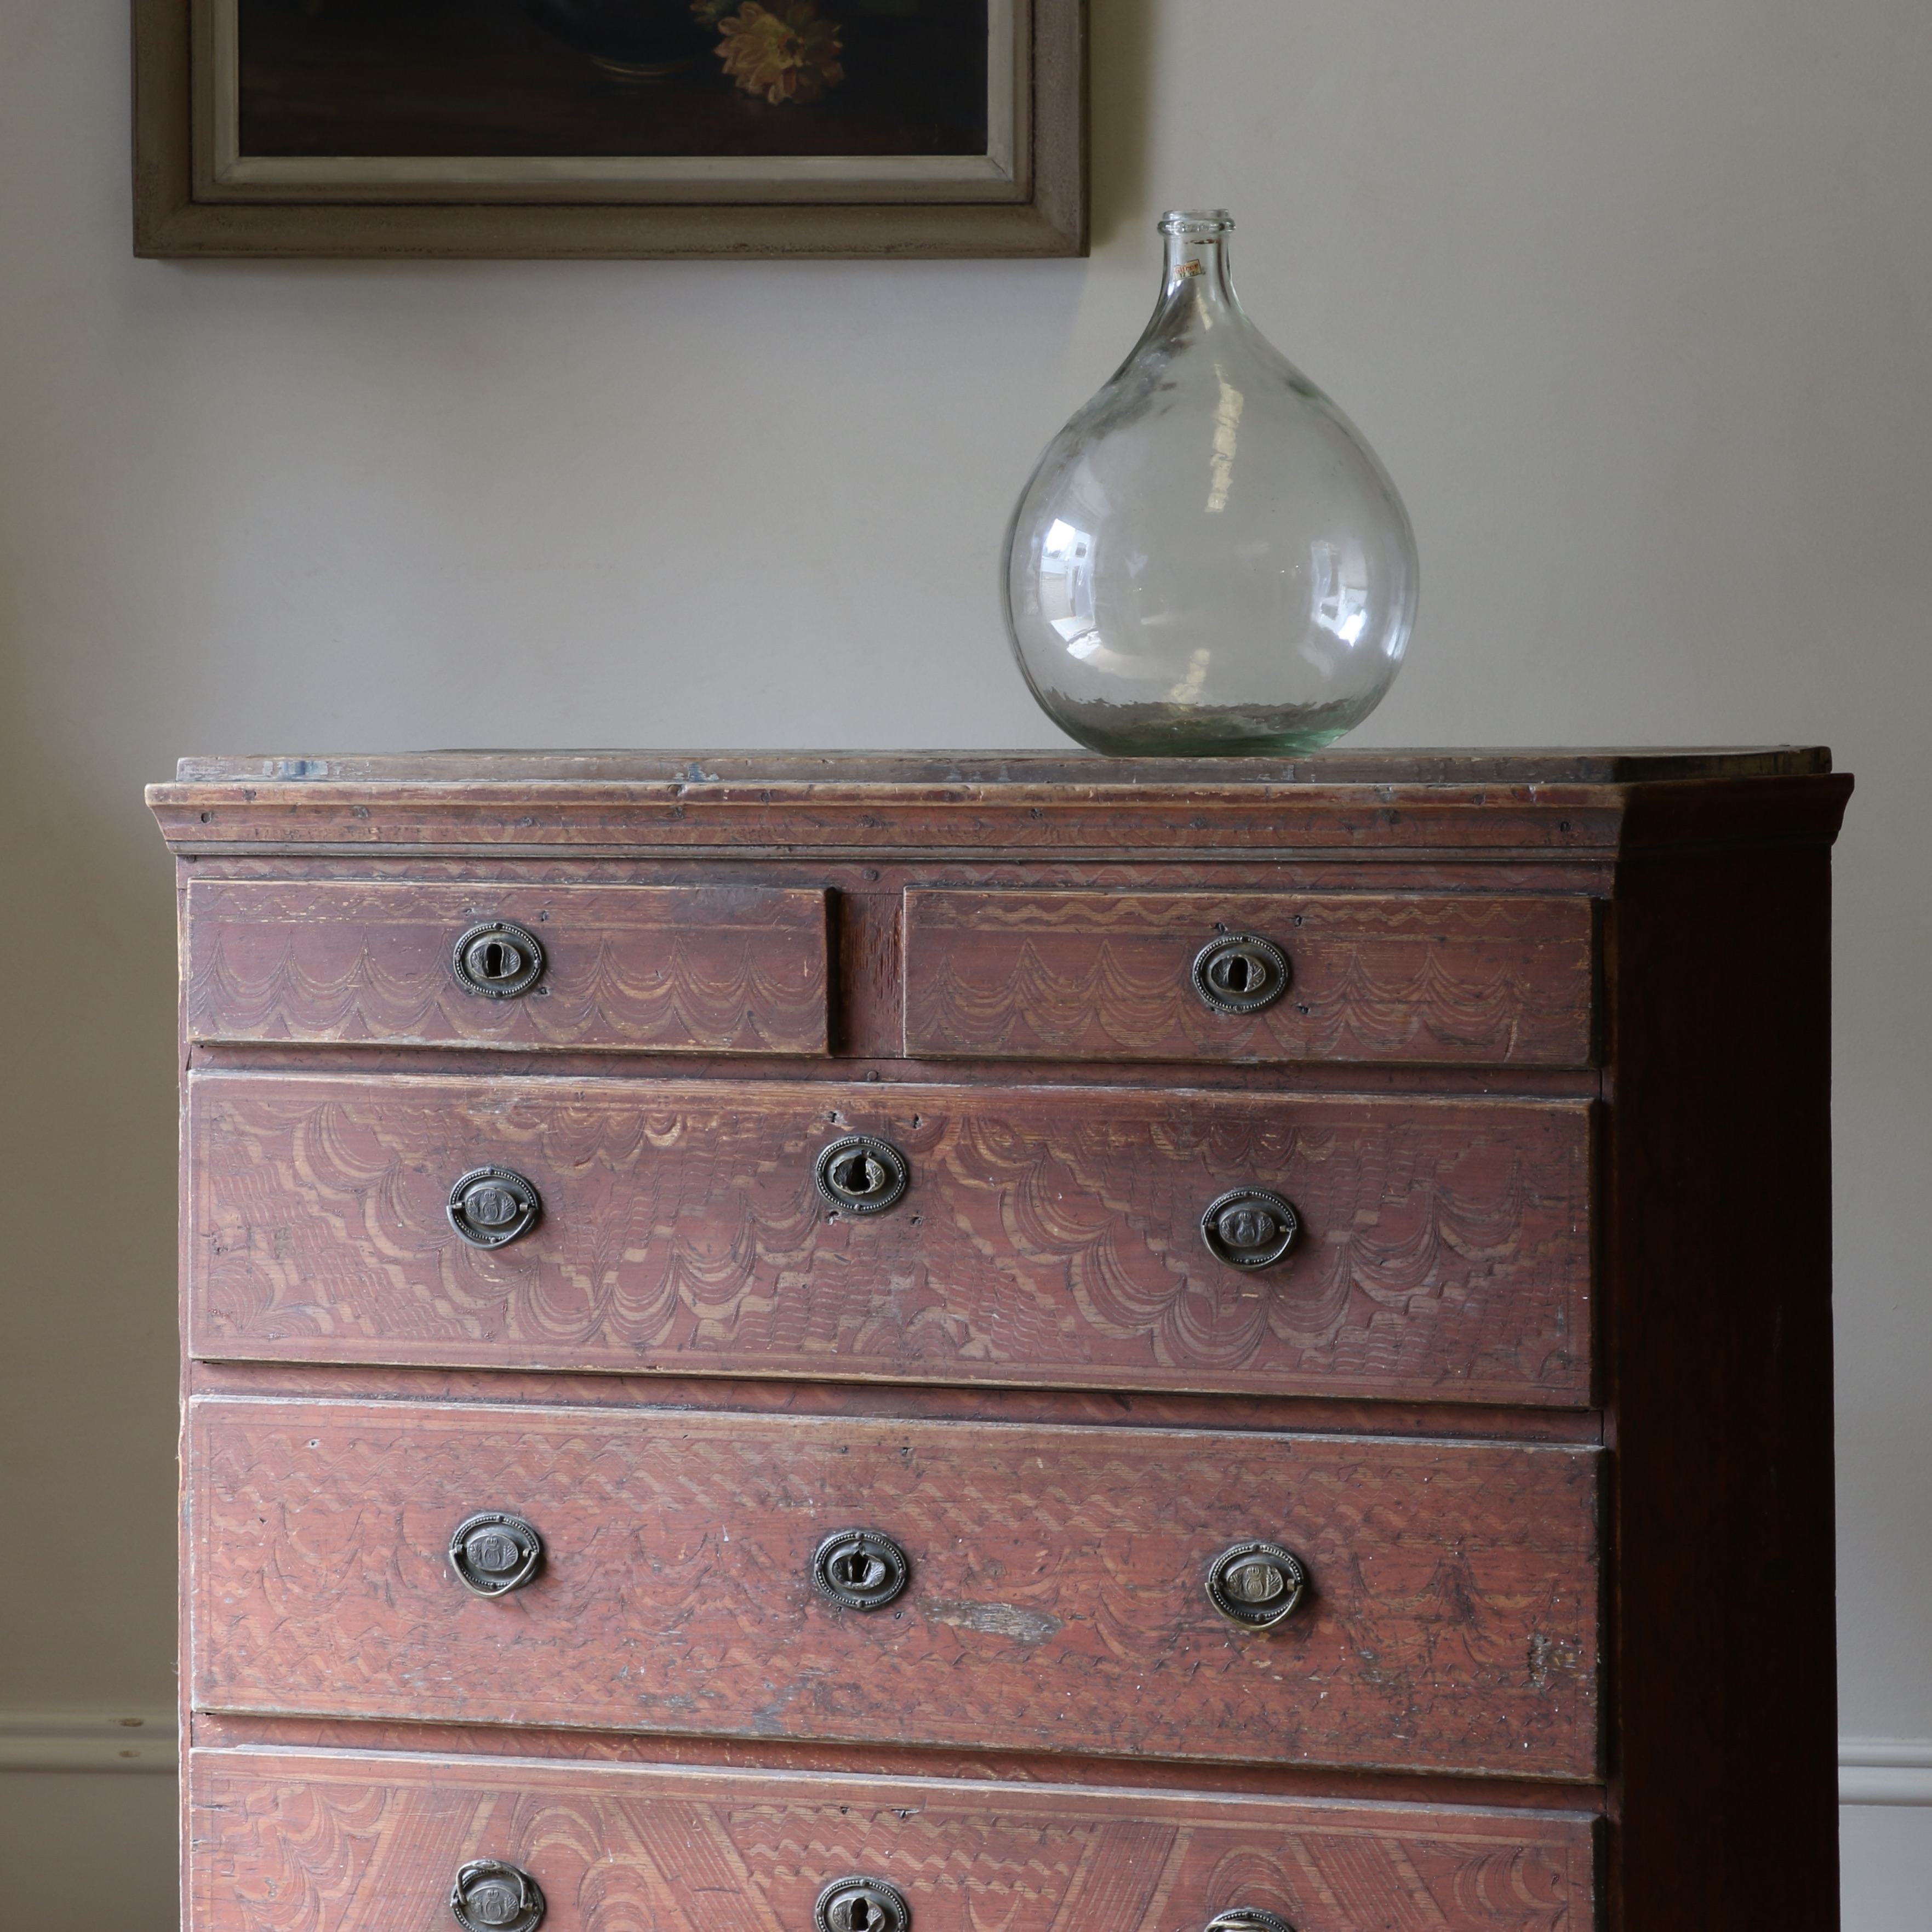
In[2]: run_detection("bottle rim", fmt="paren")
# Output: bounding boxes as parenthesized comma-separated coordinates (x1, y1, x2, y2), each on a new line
(1159, 209, 1234, 237)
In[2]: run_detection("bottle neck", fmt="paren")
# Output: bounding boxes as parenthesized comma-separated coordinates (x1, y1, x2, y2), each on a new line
(1158, 230, 1242, 330)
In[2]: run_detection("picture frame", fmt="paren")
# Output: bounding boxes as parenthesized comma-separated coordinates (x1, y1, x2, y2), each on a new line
(133, 0, 1085, 259)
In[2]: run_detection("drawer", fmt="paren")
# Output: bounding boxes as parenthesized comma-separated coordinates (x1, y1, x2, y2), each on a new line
(184, 879, 830, 1054)
(190, 1748, 1598, 1931)
(189, 1073, 1593, 1407)
(190, 1399, 1601, 1778)
(903, 891, 1595, 1065)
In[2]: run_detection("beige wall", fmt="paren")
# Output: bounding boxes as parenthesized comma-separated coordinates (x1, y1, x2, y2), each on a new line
(3, 0, 1930, 1922)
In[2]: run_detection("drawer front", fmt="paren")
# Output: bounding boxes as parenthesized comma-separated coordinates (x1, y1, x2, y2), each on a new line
(189, 1073, 1593, 1406)
(190, 1401, 1601, 1777)
(184, 879, 830, 1054)
(190, 1750, 1598, 1931)
(904, 891, 1595, 1065)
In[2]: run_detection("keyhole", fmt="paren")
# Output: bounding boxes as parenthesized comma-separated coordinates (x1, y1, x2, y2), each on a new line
(470, 937, 526, 982)
(836, 1551, 883, 1590)
(850, 1902, 873, 1930)
(1213, 950, 1272, 995)
(835, 1156, 879, 1197)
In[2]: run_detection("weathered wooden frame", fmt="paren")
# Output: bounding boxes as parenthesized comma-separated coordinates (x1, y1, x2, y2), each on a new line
(132, 0, 1087, 259)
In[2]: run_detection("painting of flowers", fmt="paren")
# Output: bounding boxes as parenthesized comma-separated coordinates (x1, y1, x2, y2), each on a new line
(234, 0, 991, 164)
(132, 0, 1082, 256)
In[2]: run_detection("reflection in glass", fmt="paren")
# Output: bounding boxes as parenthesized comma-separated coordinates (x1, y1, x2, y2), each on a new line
(1002, 211, 1418, 755)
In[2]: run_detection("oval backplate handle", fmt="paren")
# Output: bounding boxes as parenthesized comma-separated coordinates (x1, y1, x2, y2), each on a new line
(811, 1528, 911, 1611)
(1206, 1540, 1308, 1629)
(449, 1859, 546, 1932)
(816, 1876, 911, 1932)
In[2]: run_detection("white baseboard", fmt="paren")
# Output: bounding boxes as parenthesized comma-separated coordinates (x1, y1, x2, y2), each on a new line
(1842, 1739, 1932, 1806)
(0, 1711, 178, 1773)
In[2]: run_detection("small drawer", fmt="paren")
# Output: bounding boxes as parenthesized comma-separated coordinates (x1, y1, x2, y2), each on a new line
(190, 1399, 1601, 1779)
(188, 1072, 1593, 1407)
(184, 878, 830, 1055)
(190, 1748, 1599, 1931)
(903, 890, 1595, 1065)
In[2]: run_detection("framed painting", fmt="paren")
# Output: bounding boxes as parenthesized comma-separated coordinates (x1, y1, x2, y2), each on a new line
(133, 0, 1085, 258)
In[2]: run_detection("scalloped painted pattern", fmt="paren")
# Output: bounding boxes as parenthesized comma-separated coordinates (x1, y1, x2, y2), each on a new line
(190, 1075, 1591, 1403)
(190, 1401, 1599, 1776)
(185, 879, 830, 1053)
(904, 891, 1594, 1065)
(190, 1753, 1596, 1931)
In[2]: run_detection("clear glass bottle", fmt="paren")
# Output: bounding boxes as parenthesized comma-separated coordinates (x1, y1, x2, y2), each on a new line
(1002, 210, 1418, 755)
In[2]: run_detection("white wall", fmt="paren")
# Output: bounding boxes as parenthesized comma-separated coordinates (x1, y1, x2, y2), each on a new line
(3, 1, 1929, 1923)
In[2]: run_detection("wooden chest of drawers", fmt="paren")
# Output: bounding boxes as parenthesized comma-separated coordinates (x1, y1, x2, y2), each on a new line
(150, 748, 1851, 1932)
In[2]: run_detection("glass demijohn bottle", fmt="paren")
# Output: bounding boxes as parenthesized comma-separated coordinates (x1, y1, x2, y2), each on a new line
(1002, 211, 1418, 754)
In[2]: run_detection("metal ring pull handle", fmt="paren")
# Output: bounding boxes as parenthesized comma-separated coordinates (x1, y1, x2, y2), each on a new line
(1199, 1187, 1299, 1270)
(449, 1511, 545, 1597)
(1207, 1541, 1308, 1629)
(815, 1877, 911, 1932)
(812, 1528, 911, 1611)
(1205, 1911, 1296, 1932)
(450, 1859, 546, 1932)
(448, 1167, 541, 1249)
(1192, 933, 1290, 1015)
(814, 1135, 911, 1215)
(453, 919, 546, 999)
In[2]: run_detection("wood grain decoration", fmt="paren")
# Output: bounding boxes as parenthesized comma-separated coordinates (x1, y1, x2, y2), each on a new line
(183, 879, 830, 1054)
(188, 1751, 1599, 1931)
(188, 1073, 1593, 1404)
(903, 892, 1596, 1065)
(188, 1399, 1601, 1777)
(155, 750, 1857, 1932)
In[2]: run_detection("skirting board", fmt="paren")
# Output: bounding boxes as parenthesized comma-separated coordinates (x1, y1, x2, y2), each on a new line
(1840, 1740, 1932, 1805)
(0, 1713, 1924, 1798)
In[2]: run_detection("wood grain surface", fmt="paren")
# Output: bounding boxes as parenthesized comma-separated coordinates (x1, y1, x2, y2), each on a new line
(184, 879, 830, 1054)
(189, 1708, 1604, 1810)
(904, 891, 1595, 1066)
(188, 1073, 1593, 1404)
(171, 747, 1828, 784)
(189, 1750, 1599, 1931)
(188, 1399, 1601, 1777)
(147, 762, 1853, 864)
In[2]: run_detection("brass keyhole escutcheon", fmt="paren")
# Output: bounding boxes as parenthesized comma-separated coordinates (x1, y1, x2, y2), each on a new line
(1199, 1187, 1299, 1270)
(814, 1134, 911, 1215)
(815, 1877, 911, 1932)
(452, 919, 547, 999)
(448, 1167, 542, 1249)
(449, 1511, 545, 1597)
(1205, 1911, 1296, 1932)
(1191, 933, 1290, 1015)
(811, 1528, 911, 1611)
(1206, 1541, 1309, 1629)
(449, 1859, 546, 1932)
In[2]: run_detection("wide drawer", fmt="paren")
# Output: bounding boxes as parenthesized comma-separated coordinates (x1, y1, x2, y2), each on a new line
(190, 1400, 1600, 1778)
(183, 879, 831, 1054)
(188, 1073, 1593, 1406)
(190, 1749, 1598, 1931)
(903, 890, 1596, 1065)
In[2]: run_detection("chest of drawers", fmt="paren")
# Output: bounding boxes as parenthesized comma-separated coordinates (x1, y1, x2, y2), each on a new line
(151, 747, 1851, 1932)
